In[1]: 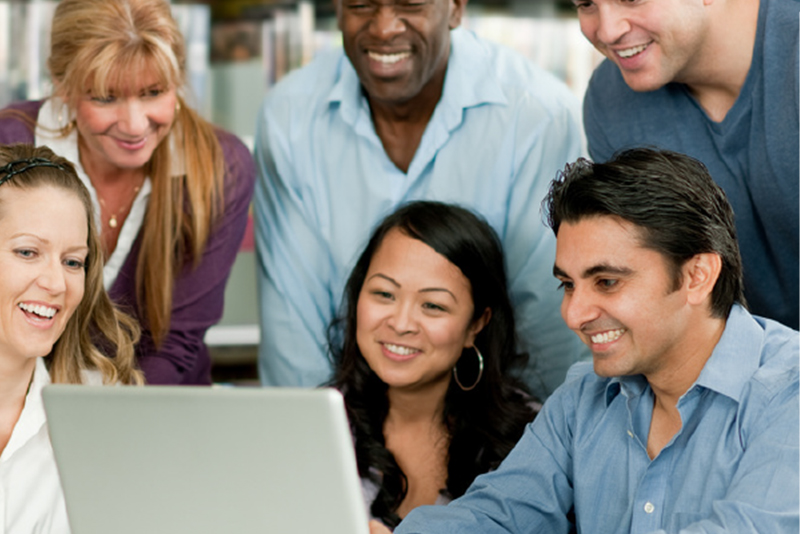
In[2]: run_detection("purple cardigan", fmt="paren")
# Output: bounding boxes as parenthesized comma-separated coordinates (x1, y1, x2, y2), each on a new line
(0, 100, 256, 384)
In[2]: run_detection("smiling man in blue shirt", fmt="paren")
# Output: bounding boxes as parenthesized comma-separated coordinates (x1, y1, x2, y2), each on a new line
(253, 0, 586, 396)
(377, 148, 799, 534)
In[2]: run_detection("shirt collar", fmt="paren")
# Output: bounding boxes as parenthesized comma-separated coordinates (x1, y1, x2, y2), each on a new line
(328, 27, 507, 130)
(693, 304, 763, 402)
(604, 304, 761, 406)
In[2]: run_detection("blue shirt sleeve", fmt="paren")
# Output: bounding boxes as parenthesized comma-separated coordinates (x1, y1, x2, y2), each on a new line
(395, 377, 581, 534)
(253, 94, 337, 387)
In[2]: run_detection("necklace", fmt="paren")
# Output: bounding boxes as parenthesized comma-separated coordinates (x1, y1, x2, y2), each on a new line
(97, 184, 142, 229)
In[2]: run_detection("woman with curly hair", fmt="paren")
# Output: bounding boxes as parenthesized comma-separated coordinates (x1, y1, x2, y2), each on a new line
(330, 201, 538, 529)
(0, 143, 142, 532)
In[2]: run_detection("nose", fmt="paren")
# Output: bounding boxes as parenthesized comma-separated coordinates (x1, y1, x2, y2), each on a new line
(117, 99, 148, 137)
(594, 4, 631, 46)
(370, 6, 405, 41)
(387, 301, 418, 335)
(37, 259, 67, 295)
(561, 286, 600, 333)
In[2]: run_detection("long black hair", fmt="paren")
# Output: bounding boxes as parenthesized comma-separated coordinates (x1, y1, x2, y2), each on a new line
(329, 201, 536, 527)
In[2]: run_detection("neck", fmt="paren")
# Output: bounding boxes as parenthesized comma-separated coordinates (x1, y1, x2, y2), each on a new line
(385, 380, 449, 428)
(646, 314, 727, 409)
(682, 0, 760, 121)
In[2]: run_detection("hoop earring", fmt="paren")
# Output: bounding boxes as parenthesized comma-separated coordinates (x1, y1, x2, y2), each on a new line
(453, 346, 484, 392)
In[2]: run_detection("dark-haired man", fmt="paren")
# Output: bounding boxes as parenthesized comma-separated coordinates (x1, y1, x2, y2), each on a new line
(377, 148, 799, 534)
(579, 0, 799, 329)
(254, 0, 586, 396)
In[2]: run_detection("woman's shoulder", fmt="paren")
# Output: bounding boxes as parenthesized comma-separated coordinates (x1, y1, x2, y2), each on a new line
(214, 127, 256, 191)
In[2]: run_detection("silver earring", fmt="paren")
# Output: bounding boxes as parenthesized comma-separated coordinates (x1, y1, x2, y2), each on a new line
(453, 346, 484, 391)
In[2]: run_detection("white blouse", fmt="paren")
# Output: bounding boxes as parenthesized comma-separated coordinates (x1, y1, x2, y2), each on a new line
(0, 358, 102, 534)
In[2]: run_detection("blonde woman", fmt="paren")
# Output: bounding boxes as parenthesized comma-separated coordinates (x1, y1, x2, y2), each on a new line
(0, 144, 142, 532)
(0, 0, 256, 384)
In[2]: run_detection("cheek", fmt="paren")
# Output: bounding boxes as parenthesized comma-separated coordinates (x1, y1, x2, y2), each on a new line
(355, 295, 379, 336)
(427, 318, 472, 356)
(75, 106, 114, 135)
(65, 274, 86, 315)
(150, 102, 177, 130)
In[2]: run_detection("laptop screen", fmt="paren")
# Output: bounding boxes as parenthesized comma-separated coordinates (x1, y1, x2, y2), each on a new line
(43, 385, 369, 534)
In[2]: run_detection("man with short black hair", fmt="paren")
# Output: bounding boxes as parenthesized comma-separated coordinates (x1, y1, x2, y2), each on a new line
(378, 148, 799, 534)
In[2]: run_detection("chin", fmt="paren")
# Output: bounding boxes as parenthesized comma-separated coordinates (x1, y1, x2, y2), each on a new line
(620, 72, 670, 93)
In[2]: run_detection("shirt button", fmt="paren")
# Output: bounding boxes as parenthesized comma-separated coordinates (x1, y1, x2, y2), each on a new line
(627, 430, 634, 438)
(644, 502, 655, 514)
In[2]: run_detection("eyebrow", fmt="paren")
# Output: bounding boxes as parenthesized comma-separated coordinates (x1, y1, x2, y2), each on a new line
(419, 287, 458, 303)
(553, 263, 634, 279)
(10, 233, 89, 253)
(366, 273, 458, 302)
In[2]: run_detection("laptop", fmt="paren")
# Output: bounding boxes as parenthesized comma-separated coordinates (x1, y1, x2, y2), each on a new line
(42, 385, 370, 534)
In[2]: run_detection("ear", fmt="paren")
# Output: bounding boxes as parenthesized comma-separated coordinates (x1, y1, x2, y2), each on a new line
(683, 253, 722, 308)
(449, 0, 468, 29)
(465, 307, 491, 347)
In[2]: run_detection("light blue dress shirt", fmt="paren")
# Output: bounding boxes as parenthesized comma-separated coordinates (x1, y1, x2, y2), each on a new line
(253, 28, 587, 396)
(395, 305, 800, 533)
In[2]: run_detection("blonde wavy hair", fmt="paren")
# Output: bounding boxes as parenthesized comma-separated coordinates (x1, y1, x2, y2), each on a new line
(0, 144, 142, 385)
(48, 0, 225, 347)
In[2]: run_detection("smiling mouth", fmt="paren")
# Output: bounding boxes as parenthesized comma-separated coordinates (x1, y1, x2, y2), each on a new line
(114, 137, 148, 150)
(18, 302, 57, 319)
(590, 328, 626, 344)
(616, 43, 649, 59)
(383, 342, 419, 356)
(368, 51, 411, 65)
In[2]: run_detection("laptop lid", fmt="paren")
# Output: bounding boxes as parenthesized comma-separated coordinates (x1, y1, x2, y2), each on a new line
(42, 385, 369, 534)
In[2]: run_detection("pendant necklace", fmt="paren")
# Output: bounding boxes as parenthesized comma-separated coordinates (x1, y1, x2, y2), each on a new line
(97, 184, 142, 229)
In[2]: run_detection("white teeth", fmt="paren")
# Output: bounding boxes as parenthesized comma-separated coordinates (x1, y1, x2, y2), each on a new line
(591, 329, 626, 344)
(368, 51, 411, 64)
(617, 44, 648, 58)
(384, 343, 417, 356)
(19, 302, 57, 319)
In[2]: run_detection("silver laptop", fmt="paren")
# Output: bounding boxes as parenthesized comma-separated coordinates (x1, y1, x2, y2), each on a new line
(42, 385, 369, 534)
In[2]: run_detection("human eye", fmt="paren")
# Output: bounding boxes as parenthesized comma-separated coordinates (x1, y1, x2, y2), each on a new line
(14, 248, 37, 259)
(572, 0, 595, 10)
(556, 279, 574, 292)
(596, 278, 618, 290)
(345, 1, 372, 10)
(422, 301, 447, 313)
(398, 0, 428, 9)
(370, 289, 394, 300)
(143, 86, 165, 98)
(64, 257, 86, 270)
(90, 93, 116, 104)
